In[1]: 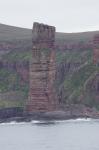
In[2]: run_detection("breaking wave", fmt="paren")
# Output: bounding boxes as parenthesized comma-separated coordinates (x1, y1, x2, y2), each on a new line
(0, 118, 99, 126)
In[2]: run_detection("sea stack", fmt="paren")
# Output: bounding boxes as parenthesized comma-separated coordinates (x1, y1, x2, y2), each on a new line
(26, 22, 57, 112)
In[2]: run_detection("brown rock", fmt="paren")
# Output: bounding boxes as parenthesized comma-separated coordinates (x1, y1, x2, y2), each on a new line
(93, 35, 99, 64)
(26, 22, 57, 112)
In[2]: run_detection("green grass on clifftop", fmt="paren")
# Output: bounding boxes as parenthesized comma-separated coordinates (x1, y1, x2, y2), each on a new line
(2, 50, 32, 62)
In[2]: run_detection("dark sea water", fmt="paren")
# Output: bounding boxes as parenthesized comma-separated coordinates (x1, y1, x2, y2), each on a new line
(0, 119, 99, 150)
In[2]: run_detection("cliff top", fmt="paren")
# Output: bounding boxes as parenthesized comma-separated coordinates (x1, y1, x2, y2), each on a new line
(1, 23, 99, 43)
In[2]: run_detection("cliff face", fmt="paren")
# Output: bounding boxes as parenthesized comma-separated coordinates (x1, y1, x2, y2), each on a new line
(0, 60, 29, 82)
(93, 35, 99, 64)
(0, 23, 99, 114)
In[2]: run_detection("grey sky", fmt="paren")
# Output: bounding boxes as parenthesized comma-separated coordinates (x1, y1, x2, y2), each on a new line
(0, 0, 99, 32)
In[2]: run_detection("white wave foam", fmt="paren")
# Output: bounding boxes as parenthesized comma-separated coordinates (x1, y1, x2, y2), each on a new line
(0, 121, 28, 126)
(62, 118, 92, 123)
(30, 118, 93, 125)
(0, 118, 98, 126)
(74, 118, 92, 121)
(31, 120, 41, 124)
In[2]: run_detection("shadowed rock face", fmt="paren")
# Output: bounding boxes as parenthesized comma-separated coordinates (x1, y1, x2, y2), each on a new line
(93, 35, 99, 64)
(27, 22, 57, 112)
(32, 22, 55, 46)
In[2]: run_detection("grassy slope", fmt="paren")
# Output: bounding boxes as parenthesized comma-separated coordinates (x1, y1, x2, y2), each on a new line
(0, 68, 28, 108)
(0, 23, 32, 41)
(2, 49, 32, 62)
(56, 48, 99, 110)
(1, 23, 99, 43)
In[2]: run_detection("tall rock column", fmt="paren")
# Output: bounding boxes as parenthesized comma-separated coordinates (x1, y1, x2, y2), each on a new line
(27, 22, 57, 112)
(93, 35, 99, 65)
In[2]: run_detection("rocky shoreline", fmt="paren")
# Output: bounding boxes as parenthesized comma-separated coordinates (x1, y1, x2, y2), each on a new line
(0, 104, 99, 123)
(0, 107, 99, 123)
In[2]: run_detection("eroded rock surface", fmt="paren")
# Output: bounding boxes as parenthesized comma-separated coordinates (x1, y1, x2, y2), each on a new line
(93, 35, 99, 64)
(27, 23, 57, 112)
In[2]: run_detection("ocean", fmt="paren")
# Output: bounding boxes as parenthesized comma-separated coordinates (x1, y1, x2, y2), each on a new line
(0, 118, 99, 150)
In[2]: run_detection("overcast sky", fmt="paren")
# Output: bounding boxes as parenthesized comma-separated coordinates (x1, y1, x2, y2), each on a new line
(0, 0, 99, 32)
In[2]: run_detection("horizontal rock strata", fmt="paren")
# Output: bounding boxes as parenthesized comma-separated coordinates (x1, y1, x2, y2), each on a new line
(27, 22, 57, 112)
(93, 35, 99, 64)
